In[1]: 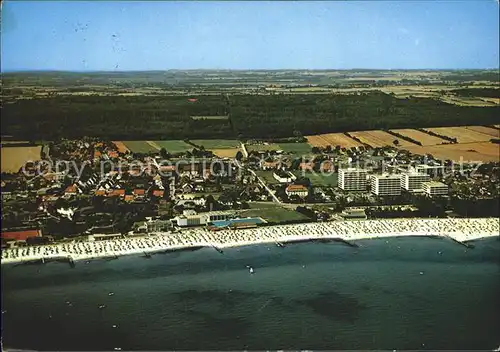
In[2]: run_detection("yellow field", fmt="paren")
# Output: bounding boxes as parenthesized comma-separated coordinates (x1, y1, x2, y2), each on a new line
(462, 126, 500, 138)
(306, 133, 363, 148)
(112, 141, 129, 153)
(210, 148, 241, 158)
(426, 127, 493, 143)
(350, 130, 417, 147)
(389, 129, 447, 146)
(1, 146, 42, 173)
(406, 142, 499, 162)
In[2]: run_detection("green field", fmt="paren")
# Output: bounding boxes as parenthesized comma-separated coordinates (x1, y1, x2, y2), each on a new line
(255, 170, 279, 185)
(122, 141, 158, 153)
(240, 205, 309, 223)
(246, 143, 281, 152)
(278, 142, 314, 155)
(191, 139, 240, 149)
(152, 140, 193, 153)
(293, 171, 338, 186)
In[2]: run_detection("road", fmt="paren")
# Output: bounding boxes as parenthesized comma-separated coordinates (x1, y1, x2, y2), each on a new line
(234, 159, 281, 204)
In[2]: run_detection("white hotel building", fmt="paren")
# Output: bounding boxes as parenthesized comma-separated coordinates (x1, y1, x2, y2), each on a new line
(422, 181, 449, 196)
(370, 174, 402, 196)
(338, 168, 367, 191)
(401, 172, 431, 192)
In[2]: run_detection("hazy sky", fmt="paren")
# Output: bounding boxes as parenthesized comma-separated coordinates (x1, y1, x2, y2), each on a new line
(1, 1, 499, 71)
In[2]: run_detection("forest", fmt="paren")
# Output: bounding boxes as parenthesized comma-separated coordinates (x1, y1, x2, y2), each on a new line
(2, 92, 499, 140)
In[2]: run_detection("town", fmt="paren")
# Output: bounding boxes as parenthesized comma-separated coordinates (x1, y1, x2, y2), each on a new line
(2, 128, 499, 250)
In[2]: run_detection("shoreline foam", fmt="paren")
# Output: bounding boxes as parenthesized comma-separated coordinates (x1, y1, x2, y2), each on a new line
(2, 218, 499, 265)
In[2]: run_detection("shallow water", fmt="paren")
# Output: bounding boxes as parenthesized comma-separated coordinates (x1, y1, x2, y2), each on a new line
(2, 236, 500, 350)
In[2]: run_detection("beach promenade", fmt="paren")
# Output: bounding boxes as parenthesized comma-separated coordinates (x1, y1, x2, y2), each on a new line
(1, 218, 499, 265)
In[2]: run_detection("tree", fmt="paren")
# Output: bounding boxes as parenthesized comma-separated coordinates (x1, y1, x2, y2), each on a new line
(311, 146, 320, 154)
(393, 139, 399, 146)
(235, 151, 243, 161)
(160, 148, 169, 159)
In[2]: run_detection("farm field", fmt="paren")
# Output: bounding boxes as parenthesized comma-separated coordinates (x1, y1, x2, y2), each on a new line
(191, 139, 240, 149)
(151, 140, 193, 153)
(389, 129, 447, 146)
(405, 142, 499, 162)
(461, 126, 500, 138)
(425, 127, 493, 143)
(306, 133, 363, 148)
(210, 148, 241, 158)
(112, 141, 129, 153)
(1, 145, 42, 173)
(350, 130, 417, 148)
(246, 143, 281, 152)
(121, 141, 159, 154)
(278, 142, 313, 155)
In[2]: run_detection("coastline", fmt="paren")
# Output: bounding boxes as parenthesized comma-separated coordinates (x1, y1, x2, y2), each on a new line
(2, 217, 499, 265)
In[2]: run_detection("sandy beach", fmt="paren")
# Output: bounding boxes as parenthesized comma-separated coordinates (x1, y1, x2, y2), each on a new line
(2, 218, 499, 265)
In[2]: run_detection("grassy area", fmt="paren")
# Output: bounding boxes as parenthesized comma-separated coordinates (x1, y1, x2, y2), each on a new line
(278, 142, 314, 155)
(122, 141, 159, 153)
(191, 139, 240, 149)
(255, 170, 279, 185)
(240, 206, 309, 223)
(246, 143, 281, 152)
(293, 171, 338, 186)
(152, 140, 193, 153)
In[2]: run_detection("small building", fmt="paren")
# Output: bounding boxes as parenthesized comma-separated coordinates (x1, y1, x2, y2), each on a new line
(370, 174, 401, 196)
(64, 184, 80, 197)
(2, 229, 42, 241)
(422, 181, 449, 196)
(172, 211, 234, 227)
(413, 164, 445, 177)
(285, 184, 309, 198)
(273, 170, 296, 183)
(340, 208, 367, 219)
(152, 189, 165, 198)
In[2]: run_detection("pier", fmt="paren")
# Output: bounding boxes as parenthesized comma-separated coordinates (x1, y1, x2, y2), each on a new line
(443, 234, 475, 249)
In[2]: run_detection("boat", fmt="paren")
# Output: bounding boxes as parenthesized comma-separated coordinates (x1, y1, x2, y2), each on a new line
(98, 304, 106, 309)
(249, 267, 254, 274)
(108, 292, 115, 296)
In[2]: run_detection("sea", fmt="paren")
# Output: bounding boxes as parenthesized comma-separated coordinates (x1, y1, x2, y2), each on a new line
(2, 236, 500, 351)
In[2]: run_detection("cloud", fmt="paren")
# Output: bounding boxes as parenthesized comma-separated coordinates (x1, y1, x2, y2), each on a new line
(398, 27, 409, 34)
(414, 38, 420, 46)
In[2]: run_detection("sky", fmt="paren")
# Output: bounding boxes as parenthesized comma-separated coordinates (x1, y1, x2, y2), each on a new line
(1, 1, 499, 71)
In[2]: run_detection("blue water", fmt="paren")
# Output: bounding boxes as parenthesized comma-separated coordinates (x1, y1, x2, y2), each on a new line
(2, 236, 500, 350)
(211, 217, 265, 227)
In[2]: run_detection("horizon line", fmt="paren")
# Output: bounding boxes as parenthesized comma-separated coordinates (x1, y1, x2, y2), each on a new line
(2, 67, 500, 74)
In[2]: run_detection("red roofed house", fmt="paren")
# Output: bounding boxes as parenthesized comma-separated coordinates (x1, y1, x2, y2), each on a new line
(152, 190, 165, 198)
(299, 162, 314, 171)
(64, 184, 80, 198)
(95, 190, 106, 196)
(133, 189, 145, 196)
(285, 184, 309, 198)
(109, 189, 125, 198)
(321, 160, 335, 173)
(124, 195, 134, 203)
(2, 229, 42, 241)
